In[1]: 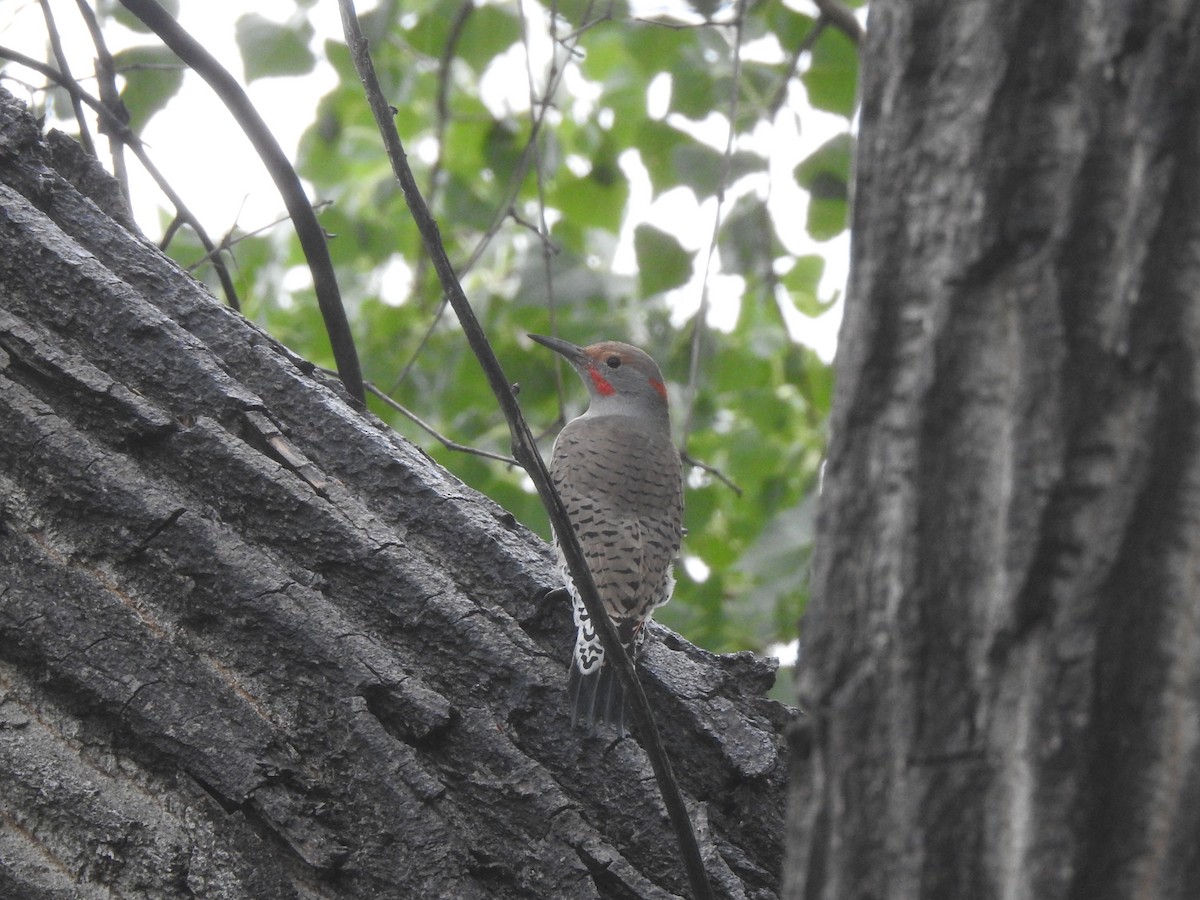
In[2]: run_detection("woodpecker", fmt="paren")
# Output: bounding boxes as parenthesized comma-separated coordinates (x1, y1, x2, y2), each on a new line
(529, 334, 684, 735)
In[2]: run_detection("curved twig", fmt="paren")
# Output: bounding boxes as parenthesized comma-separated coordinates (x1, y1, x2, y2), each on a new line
(186, 201, 332, 273)
(680, 450, 743, 497)
(38, 0, 95, 157)
(72, 0, 132, 204)
(515, 0, 568, 412)
(117, 0, 365, 405)
(768, 16, 827, 117)
(336, 4, 715, 898)
(682, 0, 747, 450)
(403, 0, 475, 312)
(357, 374, 519, 466)
(426, 0, 474, 210)
(814, 0, 864, 45)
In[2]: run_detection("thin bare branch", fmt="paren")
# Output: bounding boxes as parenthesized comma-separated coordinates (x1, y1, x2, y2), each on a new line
(630, 14, 739, 30)
(426, 0, 474, 209)
(322, 369, 522, 466)
(517, 0, 570, 414)
(456, 0, 594, 279)
(768, 17, 828, 117)
(38, 0, 96, 157)
(185, 200, 334, 273)
(682, 0, 747, 449)
(814, 0, 864, 45)
(72, 0, 132, 204)
(680, 450, 743, 497)
(392, 0, 586, 398)
(405, 0, 475, 310)
(506, 204, 559, 251)
(387, 298, 449, 395)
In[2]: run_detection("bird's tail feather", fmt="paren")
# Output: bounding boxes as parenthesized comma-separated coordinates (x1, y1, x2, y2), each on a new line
(569, 661, 629, 736)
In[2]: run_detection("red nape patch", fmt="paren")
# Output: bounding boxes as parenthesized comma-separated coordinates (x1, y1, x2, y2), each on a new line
(650, 378, 668, 401)
(588, 367, 616, 396)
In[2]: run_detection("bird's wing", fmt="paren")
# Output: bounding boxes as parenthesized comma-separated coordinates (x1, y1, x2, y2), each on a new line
(551, 419, 682, 619)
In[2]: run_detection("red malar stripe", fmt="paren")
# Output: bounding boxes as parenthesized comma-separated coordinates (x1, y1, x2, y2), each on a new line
(588, 367, 615, 396)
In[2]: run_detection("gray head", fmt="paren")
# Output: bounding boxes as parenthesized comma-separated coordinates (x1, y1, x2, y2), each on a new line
(529, 334, 670, 420)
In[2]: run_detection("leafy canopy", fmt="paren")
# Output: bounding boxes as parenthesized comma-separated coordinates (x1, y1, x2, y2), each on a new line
(14, 0, 861, 666)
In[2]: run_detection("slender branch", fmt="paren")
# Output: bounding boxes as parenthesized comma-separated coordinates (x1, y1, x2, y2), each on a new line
(387, 298, 449, 394)
(186, 201, 333, 273)
(768, 17, 827, 117)
(507, 204, 561, 252)
(117, 0, 365, 405)
(404, 0, 474, 311)
(517, 0, 568, 412)
(38, 0, 95, 157)
(682, 0, 747, 449)
(680, 451, 743, 497)
(766, 0, 859, 118)
(0, 43, 242, 311)
(338, 372, 521, 467)
(335, 5, 714, 898)
(814, 0, 864, 45)
(426, 0, 474, 210)
(72, 0, 132, 204)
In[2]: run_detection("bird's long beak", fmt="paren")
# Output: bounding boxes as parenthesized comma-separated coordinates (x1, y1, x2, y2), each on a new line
(528, 333, 589, 366)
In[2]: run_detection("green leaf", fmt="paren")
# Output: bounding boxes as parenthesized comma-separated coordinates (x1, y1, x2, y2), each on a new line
(514, 244, 617, 308)
(668, 44, 717, 120)
(734, 495, 816, 639)
(790, 344, 835, 419)
(235, 13, 316, 82)
(718, 62, 785, 124)
(717, 195, 769, 274)
(442, 174, 498, 232)
(113, 45, 185, 134)
(783, 255, 830, 316)
(802, 27, 859, 115)
(634, 225, 694, 296)
(806, 197, 848, 240)
(580, 27, 633, 83)
(547, 157, 629, 234)
(761, 0, 816, 49)
(673, 140, 765, 199)
(442, 116, 489, 184)
(406, 9, 452, 58)
(795, 133, 852, 239)
(483, 119, 525, 182)
(456, 6, 521, 73)
(636, 120, 689, 196)
(794, 133, 852, 192)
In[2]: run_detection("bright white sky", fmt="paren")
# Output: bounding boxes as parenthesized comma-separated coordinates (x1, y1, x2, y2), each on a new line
(2, 0, 849, 367)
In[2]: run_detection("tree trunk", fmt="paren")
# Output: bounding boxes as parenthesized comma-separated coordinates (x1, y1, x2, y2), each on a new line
(786, 2, 1200, 898)
(0, 88, 790, 900)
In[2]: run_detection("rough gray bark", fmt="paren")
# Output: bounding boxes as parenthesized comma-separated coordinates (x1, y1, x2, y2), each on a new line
(0, 89, 792, 899)
(786, 2, 1200, 899)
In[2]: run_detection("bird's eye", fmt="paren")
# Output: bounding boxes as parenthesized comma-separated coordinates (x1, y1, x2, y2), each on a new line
(606, 355, 622, 369)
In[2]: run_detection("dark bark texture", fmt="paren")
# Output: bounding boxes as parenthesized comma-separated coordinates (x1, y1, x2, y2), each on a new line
(786, 2, 1200, 899)
(0, 89, 792, 899)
